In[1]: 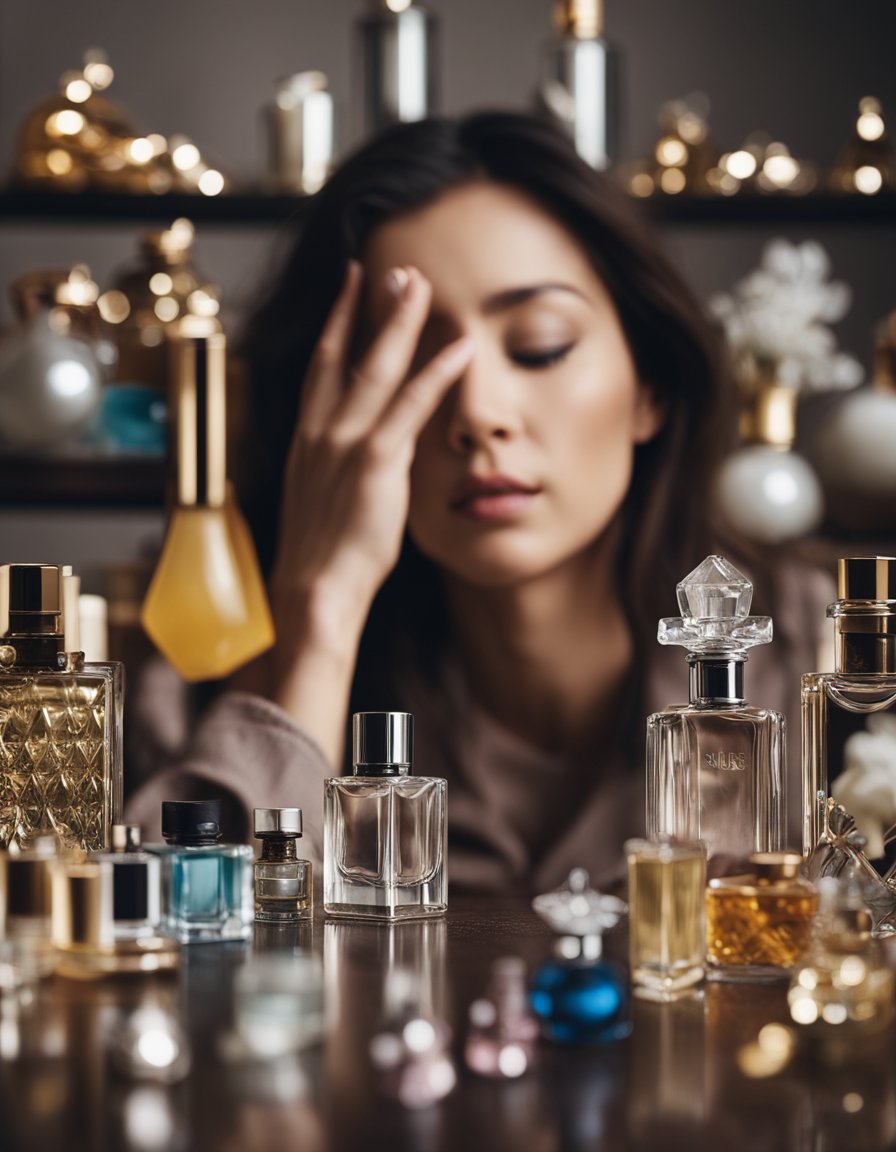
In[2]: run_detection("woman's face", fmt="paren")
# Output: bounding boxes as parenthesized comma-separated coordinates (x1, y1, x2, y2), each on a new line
(363, 181, 663, 589)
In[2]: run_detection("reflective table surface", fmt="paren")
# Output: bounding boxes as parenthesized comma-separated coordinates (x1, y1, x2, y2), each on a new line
(2, 896, 895, 1152)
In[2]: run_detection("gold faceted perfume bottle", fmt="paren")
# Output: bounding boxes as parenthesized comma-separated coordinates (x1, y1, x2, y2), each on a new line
(0, 564, 123, 851)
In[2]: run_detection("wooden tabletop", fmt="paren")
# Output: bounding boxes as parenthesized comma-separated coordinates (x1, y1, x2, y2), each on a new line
(2, 895, 894, 1152)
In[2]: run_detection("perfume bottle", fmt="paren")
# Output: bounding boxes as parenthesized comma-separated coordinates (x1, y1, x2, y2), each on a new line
(646, 554, 786, 877)
(140, 324, 275, 682)
(357, 0, 438, 135)
(536, 0, 618, 170)
(465, 956, 539, 1079)
(706, 852, 818, 980)
(0, 563, 123, 851)
(529, 868, 631, 1045)
(91, 823, 162, 939)
(150, 799, 253, 943)
(253, 807, 313, 923)
(803, 557, 896, 874)
(0, 833, 58, 981)
(50, 858, 179, 978)
(788, 874, 895, 1037)
(625, 837, 706, 1001)
(324, 712, 447, 920)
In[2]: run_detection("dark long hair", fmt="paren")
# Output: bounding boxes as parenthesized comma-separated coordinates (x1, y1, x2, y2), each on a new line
(240, 111, 739, 759)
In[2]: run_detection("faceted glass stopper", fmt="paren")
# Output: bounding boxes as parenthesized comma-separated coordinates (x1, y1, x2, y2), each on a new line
(676, 555, 753, 618)
(531, 868, 626, 938)
(659, 554, 773, 652)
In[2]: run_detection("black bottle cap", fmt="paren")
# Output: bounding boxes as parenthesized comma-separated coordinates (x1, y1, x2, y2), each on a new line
(161, 799, 223, 845)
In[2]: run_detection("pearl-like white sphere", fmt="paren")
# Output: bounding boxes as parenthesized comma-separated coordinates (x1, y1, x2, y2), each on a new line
(0, 313, 103, 450)
(717, 445, 824, 544)
(812, 388, 896, 533)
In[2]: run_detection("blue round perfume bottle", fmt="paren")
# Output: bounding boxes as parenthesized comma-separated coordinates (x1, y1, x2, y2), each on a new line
(530, 869, 631, 1045)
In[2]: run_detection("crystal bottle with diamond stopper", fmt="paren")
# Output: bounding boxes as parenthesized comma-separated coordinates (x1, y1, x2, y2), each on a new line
(646, 555, 785, 877)
(0, 563, 123, 851)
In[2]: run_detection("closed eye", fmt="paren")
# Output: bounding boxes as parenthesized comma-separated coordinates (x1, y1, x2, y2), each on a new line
(511, 344, 575, 369)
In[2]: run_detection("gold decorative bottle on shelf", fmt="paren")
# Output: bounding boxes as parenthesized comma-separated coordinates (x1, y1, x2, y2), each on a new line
(0, 564, 123, 850)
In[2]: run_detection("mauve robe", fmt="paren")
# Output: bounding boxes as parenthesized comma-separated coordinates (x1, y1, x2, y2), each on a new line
(125, 561, 834, 895)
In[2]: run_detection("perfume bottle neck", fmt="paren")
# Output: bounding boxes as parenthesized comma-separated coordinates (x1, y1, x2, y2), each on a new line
(835, 629, 896, 674)
(352, 764, 410, 777)
(688, 655, 745, 705)
(0, 632, 77, 671)
(260, 836, 298, 861)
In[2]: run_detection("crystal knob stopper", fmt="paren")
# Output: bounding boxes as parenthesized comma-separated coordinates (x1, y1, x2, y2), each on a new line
(531, 868, 626, 938)
(658, 554, 773, 652)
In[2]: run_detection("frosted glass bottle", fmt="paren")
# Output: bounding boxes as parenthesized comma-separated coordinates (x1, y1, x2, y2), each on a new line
(803, 556, 896, 875)
(646, 556, 785, 877)
(324, 712, 447, 920)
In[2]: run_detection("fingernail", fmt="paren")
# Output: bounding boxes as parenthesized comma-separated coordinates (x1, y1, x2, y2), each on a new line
(386, 267, 410, 298)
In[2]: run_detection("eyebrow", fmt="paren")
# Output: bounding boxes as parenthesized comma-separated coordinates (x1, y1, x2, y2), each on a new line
(481, 282, 589, 314)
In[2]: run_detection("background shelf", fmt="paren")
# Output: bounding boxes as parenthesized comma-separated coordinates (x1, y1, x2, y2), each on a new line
(2, 186, 895, 227)
(0, 452, 166, 507)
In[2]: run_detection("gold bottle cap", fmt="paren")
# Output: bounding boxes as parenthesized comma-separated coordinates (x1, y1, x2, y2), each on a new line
(838, 557, 896, 601)
(3, 563, 62, 618)
(51, 861, 114, 951)
(553, 0, 603, 38)
(750, 852, 805, 882)
(111, 824, 142, 852)
(168, 325, 227, 509)
(742, 383, 797, 449)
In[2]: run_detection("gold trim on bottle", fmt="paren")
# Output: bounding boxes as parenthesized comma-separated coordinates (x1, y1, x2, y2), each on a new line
(553, 0, 603, 38)
(169, 327, 227, 509)
(740, 383, 797, 449)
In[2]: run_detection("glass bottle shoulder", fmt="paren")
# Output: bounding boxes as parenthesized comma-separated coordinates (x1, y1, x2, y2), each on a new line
(325, 774, 446, 797)
(146, 842, 253, 860)
(802, 670, 896, 707)
(648, 702, 784, 724)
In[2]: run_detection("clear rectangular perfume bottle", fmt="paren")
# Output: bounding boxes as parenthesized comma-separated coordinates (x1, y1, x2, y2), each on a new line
(90, 823, 162, 940)
(0, 564, 123, 852)
(803, 556, 896, 874)
(324, 712, 446, 920)
(646, 556, 785, 877)
(149, 799, 253, 943)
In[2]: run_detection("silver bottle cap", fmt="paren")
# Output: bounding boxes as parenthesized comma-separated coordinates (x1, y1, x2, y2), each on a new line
(352, 711, 413, 773)
(254, 807, 303, 837)
(111, 824, 142, 852)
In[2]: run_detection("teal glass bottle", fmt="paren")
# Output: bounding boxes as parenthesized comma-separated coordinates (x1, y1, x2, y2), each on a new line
(149, 799, 252, 943)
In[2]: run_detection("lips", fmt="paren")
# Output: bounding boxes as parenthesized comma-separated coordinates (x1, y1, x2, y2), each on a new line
(450, 474, 542, 520)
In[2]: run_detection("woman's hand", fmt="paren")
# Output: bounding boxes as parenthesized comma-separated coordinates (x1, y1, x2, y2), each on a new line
(267, 261, 473, 761)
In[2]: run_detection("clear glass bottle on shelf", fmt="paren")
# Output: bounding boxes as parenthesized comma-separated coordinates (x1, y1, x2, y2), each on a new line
(253, 807, 312, 923)
(646, 555, 786, 877)
(0, 563, 123, 852)
(803, 556, 896, 876)
(324, 712, 447, 920)
(706, 852, 818, 980)
(149, 799, 253, 943)
(0, 833, 58, 982)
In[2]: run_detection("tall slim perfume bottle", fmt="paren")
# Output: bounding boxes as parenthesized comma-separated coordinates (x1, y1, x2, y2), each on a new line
(149, 799, 253, 943)
(803, 556, 896, 873)
(357, 0, 438, 135)
(0, 563, 123, 851)
(536, 0, 618, 170)
(324, 712, 447, 920)
(646, 555, 785, 876)
(140, 324, 275, 682)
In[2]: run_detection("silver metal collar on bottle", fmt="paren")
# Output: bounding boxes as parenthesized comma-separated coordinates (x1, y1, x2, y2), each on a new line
(352, 711, 413, 777)
(687, 655, 746, 705)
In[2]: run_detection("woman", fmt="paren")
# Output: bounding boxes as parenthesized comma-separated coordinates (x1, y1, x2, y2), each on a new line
(127, 111, 829, 893)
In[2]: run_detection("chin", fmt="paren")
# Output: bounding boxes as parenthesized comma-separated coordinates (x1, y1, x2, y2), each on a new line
(412, 532, 570, 590)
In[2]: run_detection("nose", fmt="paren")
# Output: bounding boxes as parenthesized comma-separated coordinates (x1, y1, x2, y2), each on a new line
(444, 349, 523, 454)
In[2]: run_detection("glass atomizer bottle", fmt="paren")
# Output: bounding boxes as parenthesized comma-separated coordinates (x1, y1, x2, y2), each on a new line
(150, 799, 253, 943)
(324, 712, 447, 920)
(647, 555, 785, 876)
(0, 563, 123, 851)
(357, 0, 438, 136)
(803, 556, 896, 873)
(253, 807, 313, 922)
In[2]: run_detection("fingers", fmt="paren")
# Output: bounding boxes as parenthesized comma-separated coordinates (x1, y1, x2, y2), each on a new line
(300, 260, 364, 434)
(378, 335, 474, 453)
(333, 266, 433, 436)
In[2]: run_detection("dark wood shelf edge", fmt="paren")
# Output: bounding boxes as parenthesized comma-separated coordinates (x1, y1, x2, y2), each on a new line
(0, 454, 166, 508)
(1, 187, 895, 227)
